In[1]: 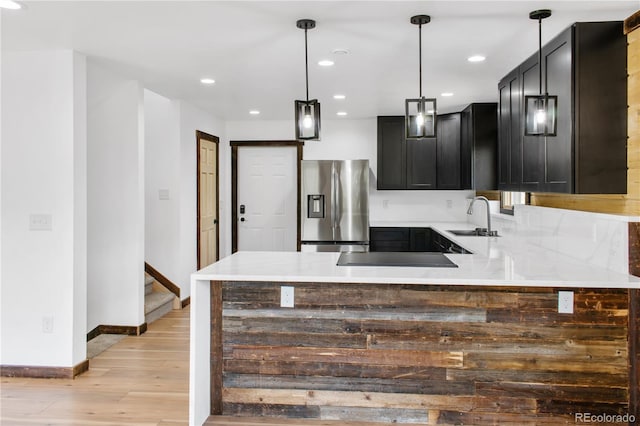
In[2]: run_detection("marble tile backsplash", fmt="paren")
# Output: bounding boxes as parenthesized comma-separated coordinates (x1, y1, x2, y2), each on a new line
(482, 205, 639, 276)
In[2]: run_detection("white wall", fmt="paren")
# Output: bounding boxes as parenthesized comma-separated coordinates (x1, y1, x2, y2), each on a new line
(144, 90, 224, 300)
(224, 118, 473, 255)
(87, 60, 145, 331)
(1, 50, 87, 367)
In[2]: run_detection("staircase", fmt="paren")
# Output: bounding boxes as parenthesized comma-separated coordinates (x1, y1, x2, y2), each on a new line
(145, 272, 178, 324)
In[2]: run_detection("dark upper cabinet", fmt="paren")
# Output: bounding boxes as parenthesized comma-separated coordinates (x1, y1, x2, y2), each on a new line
(498, 21, 627, 194)
(461, 103, 498, 190)
(407, 138, 437, 189)
(498, 69, 521, 190)
(377, 116, 406, 189)
(377, 111, 496, 190)
(436, 113, 461, 190)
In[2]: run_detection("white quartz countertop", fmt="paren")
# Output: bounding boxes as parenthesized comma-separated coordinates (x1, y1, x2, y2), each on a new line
(192, 222, 640, 289)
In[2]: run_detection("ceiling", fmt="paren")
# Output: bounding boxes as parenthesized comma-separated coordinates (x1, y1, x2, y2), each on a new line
(2, 1, 638, 120)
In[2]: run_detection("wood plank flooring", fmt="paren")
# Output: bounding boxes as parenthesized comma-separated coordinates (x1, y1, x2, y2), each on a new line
(1, 308, 190, 426)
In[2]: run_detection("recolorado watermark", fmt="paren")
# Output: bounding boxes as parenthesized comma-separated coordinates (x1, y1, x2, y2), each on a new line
(575, 413, 636, 423)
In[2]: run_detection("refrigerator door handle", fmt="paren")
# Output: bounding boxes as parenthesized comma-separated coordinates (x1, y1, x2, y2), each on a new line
(331, 163, 337, 234)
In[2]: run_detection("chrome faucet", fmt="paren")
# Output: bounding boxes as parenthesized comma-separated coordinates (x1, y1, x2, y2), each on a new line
(467, 196, 498, 236)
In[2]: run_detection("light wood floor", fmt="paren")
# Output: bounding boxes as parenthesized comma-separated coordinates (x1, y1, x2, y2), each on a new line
(1, 308, 190, 426)
(1, 307, 404, 426)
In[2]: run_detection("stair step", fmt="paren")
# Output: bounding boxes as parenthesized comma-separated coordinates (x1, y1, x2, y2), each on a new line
(144, 291, 175, 324)
(144, 274, 155, 286)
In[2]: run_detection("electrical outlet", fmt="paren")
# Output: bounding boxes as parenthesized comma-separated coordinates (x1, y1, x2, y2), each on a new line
(280, 286, 294, 308)
(446, 199, 453, 209)
(558, 291, 574, 314)
(382, 200, 389, 209)
(42, 316, 54, 333)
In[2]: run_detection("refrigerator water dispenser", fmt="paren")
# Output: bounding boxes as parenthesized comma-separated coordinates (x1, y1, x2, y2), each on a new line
(307, 195, 325, 218)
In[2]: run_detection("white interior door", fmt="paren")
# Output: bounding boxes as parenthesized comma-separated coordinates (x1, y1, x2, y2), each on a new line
(237, 146, 297, 251)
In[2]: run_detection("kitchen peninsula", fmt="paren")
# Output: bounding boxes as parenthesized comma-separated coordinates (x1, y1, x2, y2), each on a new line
(189, 222, 640, 426)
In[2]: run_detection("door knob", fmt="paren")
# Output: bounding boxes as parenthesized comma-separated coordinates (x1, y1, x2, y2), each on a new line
(213, 219, 218, 224)
(240, 217, 246, 222)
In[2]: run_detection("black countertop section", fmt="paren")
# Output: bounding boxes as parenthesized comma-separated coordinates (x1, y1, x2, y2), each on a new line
(337, 252, 458, 268)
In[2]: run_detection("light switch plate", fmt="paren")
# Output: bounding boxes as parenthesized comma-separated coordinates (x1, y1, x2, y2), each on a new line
(558, 291, 574, 314)
(280, 286, 294, 308)
(29, 214, 52, 231)
(159, 189, 170, 200)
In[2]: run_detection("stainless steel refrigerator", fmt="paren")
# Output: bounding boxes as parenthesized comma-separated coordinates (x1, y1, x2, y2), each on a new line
(300, 159, 369, 252)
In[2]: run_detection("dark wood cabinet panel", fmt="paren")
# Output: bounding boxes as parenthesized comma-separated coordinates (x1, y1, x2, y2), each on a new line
(378, 112, 495, 191)
(498, 70, 521, 190)
(520, 55, 544, 191)
(406, 138, 437, 189)
(497, 21, 626, 194)
(461, 103, 498, 190)
(436, 113, 461, 190)
(377, 116, 406, 190)
(408, 228, 433, 251)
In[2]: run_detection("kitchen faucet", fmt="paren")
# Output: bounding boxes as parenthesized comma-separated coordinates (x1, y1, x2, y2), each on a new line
(467, 196, 498, 236)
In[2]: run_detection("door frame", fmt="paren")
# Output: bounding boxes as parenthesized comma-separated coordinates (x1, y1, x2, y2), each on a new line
(230, 141, 304, 253)
(196, 130, 220, 270)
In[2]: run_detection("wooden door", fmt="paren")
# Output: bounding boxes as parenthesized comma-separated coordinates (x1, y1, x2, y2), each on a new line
(197, 131, 219, 268)
(236, 146, 298, 252)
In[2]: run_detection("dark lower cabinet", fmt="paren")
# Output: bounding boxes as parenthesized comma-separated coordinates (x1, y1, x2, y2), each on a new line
(498, 21, 627, 194)
(370, 227, 469, 254)
(369, 227, 410, 252)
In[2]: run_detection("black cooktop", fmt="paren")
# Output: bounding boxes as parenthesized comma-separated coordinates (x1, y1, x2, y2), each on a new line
(337, 252, 458, 268)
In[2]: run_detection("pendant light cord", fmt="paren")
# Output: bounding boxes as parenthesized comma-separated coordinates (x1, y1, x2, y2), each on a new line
(304, 28, 309, 102)
(538, 17, 542, 96)
(418, 23, 423, 98)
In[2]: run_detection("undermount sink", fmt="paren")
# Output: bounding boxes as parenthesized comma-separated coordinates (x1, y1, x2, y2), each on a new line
(447, 228, 499, 237)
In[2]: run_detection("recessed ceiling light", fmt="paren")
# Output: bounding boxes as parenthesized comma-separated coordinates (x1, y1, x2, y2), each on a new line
(337, 112, 348, 116)
(0, 0, 21, 9)
(332, 48, 350, 55)
(249, 110, 260, 115)
(333, 94, 346, 100)
(200, 78, 215, 85)
(467, 55, 486, 63)
(441, 92, 454, 97)
(318, 60, 334, 67)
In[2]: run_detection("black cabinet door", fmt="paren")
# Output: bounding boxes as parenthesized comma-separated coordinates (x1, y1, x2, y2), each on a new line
(520, 54, 544, 191)
(407, 138, 437, 189)
(542, 26, 573, 193)
(370, 227, 409, 252)
(461, 103, 498, 190)
(409, 228, 433, 251)
(377, 116, 406, 189)
(436, 113, 461, 189)
(497, 69, 521, 190)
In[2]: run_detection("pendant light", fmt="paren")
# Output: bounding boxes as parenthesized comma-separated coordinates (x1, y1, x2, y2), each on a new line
(295, 19, 321, 141)
(524, 9, 557, 136)
(405, 15, 437, 139)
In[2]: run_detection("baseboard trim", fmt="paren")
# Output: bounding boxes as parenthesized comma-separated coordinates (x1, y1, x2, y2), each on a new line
(87, 323, 147, 341)
(1, 359, 90, 379)
(145, 262, 181, 299)
(181, 296, 191, 308)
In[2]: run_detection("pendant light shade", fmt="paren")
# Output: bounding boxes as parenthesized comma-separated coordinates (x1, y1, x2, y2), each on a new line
(295, 19, 321, 141)
(406, 15, 436, 139)
(524, 9, 557, 136)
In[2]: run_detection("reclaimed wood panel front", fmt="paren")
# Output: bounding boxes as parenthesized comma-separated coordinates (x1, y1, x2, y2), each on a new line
(213, 282, 631, 424)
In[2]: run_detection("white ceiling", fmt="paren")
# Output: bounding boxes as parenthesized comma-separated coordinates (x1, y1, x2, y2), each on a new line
(2, 1, 638, 120)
